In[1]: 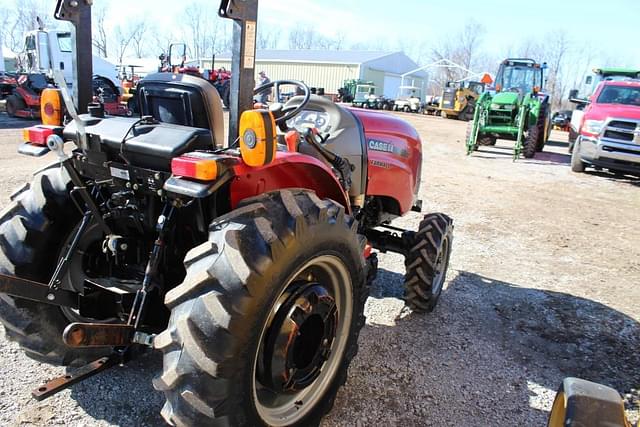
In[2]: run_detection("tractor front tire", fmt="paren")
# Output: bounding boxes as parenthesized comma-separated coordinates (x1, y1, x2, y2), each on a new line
(154, 189, 367, 427)
(523, 126, 538, 159)
(404, 213, 453, 313)
(536, 103, 551, 152)
(0, 167, 111, 366)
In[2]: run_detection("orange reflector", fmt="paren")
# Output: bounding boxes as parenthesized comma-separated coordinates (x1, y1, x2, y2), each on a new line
(40, 88, 63, 126)
(171, 152, 222, 181)
(239, 109, 276, 167)
(22, 125, 62, 146)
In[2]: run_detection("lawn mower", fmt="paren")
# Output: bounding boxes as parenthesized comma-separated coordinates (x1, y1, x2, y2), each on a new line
(0, 72, 17, 99)
(0, 1, 453, 426)
(466, 58, 551, 159)
(5, 73, 49, 119)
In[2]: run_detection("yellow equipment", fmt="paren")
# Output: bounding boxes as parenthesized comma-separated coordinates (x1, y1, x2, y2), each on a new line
(439, 80, 484, 121)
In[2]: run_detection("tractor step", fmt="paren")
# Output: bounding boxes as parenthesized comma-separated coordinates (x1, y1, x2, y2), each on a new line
(32, 356, 118, 401)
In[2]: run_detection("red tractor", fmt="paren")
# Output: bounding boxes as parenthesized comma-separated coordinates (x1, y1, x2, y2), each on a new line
(158, 44, 232, 108)
(0, 1, 453, 426)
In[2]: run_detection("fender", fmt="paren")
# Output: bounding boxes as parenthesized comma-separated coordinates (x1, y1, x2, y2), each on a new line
(230, 151, 350, 211)
(351, 109, 422, 215)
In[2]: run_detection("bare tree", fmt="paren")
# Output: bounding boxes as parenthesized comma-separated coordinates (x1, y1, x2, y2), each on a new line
(430, 19, 486, 86)
(288, 26, 316, 49)
(287, 26, 347, 51)
(257, 25, 281, 50)
(3, 0, 54, 54)
(113, 25, 136, 65)
(92, 4, 108, 58)
(129, 19, 150, 59)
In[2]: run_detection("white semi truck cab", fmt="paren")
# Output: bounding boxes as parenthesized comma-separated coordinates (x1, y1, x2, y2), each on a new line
(21, 29, 120, 89)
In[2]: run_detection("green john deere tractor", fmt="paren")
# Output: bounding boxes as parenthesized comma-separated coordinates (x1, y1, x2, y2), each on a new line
(466, 58, 551, 159)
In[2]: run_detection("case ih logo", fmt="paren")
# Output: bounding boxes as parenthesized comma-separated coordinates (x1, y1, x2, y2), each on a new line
(368, 140, 409, 157)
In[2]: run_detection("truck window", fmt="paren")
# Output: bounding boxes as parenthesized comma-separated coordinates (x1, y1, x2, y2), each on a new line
(596, 85, 640, 106)
(25, 35, 36, 51)
(57, 32, 72, 53)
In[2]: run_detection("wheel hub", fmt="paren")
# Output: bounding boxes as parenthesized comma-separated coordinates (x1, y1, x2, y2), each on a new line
(260, 282, 337, 393)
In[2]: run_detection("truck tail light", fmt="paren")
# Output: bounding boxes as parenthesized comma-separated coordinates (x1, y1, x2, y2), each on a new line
(171, 152, 226, 181)
(22, 125, 63, 146)
(40, 88, 63, 126)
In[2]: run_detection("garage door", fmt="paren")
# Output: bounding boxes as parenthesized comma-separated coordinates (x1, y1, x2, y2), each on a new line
(383, 75, 401, 98)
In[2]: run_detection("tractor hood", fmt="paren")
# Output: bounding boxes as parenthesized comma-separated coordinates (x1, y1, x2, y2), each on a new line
(492, 91, 520, 105)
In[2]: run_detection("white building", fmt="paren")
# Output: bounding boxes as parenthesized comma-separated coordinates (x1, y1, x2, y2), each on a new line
(195, 49, 428, 98)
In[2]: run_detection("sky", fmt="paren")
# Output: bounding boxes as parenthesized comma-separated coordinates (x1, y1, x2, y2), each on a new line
(3, 0, 640, 68)
(96, 0, 640, 64)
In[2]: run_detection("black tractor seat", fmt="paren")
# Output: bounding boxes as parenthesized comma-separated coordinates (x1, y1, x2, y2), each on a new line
(63, 116, 213, 170)
(136, 72, 225, 148)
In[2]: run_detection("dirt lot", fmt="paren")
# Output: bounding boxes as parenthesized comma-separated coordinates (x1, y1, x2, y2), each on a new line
(0, 111, 638, 426)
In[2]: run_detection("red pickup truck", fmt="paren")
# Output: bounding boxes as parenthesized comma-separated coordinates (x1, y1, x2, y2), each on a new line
(571, 80, 640, 175)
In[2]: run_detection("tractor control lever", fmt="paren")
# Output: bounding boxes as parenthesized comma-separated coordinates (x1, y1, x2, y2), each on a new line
(303, 128, 354, 192)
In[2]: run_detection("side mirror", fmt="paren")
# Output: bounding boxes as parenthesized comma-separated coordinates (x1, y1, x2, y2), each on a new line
(169, 43, 187, 68)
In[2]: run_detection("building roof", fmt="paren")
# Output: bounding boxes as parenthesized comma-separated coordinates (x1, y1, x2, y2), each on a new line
(213, 49, 395, 65)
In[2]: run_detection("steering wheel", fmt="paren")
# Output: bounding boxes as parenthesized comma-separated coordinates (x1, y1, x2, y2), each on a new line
(254, 80, 311, 123)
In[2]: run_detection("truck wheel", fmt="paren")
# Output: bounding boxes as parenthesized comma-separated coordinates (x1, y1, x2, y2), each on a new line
(6, 95, 25, 117)
(523, 126, 538, 159)
(0, 167, 112, 366)
(154, 189, 367, 426)
(404, 213, 453, 313)
(570, 140, 586, 173)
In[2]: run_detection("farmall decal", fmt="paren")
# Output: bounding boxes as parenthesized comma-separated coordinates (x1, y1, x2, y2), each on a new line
(368, 140, 409, 157)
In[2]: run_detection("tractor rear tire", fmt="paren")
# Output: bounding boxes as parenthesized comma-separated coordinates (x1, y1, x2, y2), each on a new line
(0, 167, 112, 366)
(404, 213, 453, 313)
(5, 95, 25, 118)
(523, 126, 538, 159)
(154, 189, 368, 427)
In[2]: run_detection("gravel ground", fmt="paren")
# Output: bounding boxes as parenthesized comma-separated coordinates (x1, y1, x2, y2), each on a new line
(0, 110, 638, 426)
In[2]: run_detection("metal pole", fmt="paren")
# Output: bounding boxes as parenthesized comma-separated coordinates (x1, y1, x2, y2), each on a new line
(219, 0, 259, 147)
(54, 0, 93, 114)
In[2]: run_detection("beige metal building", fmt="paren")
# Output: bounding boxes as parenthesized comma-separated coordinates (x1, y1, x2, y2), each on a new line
(194, 50, 428, 98)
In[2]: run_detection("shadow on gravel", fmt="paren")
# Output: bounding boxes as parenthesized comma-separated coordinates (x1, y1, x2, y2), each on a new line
(583, 170, 640, 187)
(444, 271, 640, 393)
(69, 352, 165, 426)
(61, 269, 639, 426)
(0, 113, 39, 130)
(339, 268, 639, 425)
(544, 139, 569, 149)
